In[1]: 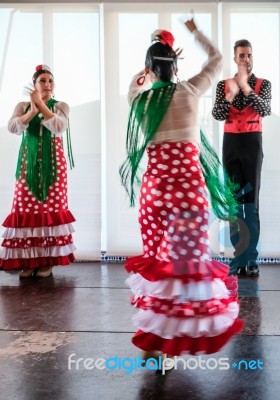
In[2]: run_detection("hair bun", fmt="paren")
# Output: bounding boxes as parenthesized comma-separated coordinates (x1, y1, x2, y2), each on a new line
(151, 29, 174, 48)
(35, 64, 52, 73)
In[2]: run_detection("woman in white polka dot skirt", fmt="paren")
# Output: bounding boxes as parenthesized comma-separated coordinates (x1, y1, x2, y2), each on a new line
(0, 65, 76, 278)
(119, 17, 243, 358)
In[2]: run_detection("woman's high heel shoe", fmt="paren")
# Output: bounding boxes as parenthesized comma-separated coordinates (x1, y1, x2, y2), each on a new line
(141, 351, 167, 372)
(19, 269, 35, 279)
(141, 350, 164, 361)
(141, 351, 175, 375)
(36, 266, 53, 278)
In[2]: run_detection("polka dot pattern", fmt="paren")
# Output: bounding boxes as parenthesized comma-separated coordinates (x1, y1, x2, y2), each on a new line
(132, 295, 232, 318)
(139, 141, 211, 263)
(212, 75, 271, 120)
(0, 137, 75, 270)
(12, 140, 68, 215)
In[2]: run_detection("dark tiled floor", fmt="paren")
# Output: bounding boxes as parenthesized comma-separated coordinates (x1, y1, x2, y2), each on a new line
(0, 263, 279, 400)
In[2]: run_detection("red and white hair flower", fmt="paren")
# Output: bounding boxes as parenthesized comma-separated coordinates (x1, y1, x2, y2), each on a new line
(35, 64, 52, 73)
(151, 29, 175, 48)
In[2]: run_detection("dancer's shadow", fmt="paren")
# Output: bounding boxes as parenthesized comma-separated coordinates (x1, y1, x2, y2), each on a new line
(136, 369, 203, 400)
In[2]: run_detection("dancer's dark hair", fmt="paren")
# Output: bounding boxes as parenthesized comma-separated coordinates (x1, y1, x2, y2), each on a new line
(145, 42, 177, 82)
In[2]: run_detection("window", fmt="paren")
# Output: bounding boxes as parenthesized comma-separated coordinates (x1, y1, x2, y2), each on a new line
(0, 5, 101, 260)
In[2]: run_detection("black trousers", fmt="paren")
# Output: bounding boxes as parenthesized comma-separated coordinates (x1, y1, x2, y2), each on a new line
(222, 132, 263, 267)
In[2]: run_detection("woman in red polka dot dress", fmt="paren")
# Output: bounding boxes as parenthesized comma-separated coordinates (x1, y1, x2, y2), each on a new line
(119, 18, 243, 358)
(0, 65, 76, 278)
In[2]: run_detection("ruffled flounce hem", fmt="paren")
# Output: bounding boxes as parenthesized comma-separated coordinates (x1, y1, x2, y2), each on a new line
(125, 255, 229, 283)
(2, 210, 76, 228)
(126, 273, 232, 301)
(132, 295, 235, 318)
(126, 254, 242, 354)
(132, 319, 244, 356)
(2, 223, 75, 239)
(2, 234, 73, 248)
(0, 254, 75, 270)
(132, 303, 240, 339)
(0, 243, 76, 260)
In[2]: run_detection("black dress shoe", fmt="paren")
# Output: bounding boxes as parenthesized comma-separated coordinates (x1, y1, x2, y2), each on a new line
(245, 264, 259, 277)
(229, 258, 247, 276)
(237, 267, 247, 276)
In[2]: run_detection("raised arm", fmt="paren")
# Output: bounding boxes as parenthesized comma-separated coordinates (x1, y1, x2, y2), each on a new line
(185, 19, 223, 95)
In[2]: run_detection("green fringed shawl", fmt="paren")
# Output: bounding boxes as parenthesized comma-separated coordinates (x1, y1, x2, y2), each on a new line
(199, 131, 239, 221)
(119, 80, 239, 221)
(16, 98, 74, 202)
(119, 81, 176, 206)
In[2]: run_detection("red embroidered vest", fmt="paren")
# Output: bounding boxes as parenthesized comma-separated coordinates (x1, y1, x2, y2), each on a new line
(224, 78, 263, 134)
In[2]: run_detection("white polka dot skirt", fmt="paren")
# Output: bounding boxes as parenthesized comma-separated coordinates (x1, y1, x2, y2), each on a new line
(125, 141, 243, 355)
(0, 138, 76, 270)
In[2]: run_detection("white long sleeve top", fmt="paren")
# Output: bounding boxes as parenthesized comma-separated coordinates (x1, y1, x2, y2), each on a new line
(128, 29, 223, 145)
(7, 101, 69, 137)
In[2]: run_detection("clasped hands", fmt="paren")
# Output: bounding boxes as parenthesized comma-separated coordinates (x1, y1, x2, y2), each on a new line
(30, 90, 42, 115)
(226, 64, 252, 103)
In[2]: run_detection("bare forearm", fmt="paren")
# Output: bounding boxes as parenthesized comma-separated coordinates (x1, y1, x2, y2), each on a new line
(36, 101, 54, 120)
(18, 109, 38, 125)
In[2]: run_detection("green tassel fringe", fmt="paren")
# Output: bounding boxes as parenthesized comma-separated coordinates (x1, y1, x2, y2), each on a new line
(119, 82, 176, 206)
(119, 81, 239, 222)
(16, 98, 74, 202)
(199, 130, 239, 221)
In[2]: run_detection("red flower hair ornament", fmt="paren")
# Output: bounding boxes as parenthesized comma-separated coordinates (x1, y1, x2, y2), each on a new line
(151, 29, 175, 48)
(32, 64, 53, 82)
(151, 29, 183, 60)
(136, 29, 182, 86)
(35, 64, 52, 73)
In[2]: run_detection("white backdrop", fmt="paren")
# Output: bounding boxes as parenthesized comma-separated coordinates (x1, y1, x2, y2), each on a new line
(0, 5, 101, 260)
(0, 3, 279, 260)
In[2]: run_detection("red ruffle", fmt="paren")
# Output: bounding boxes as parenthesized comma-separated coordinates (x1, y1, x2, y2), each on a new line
(2, 235, 73, 248)
(132, 319, 244, 356)
(125, 255, 229, 284)
(131, 295, 234, 318)
(2, 210, 76, 228)
(0, 254, 75, 270)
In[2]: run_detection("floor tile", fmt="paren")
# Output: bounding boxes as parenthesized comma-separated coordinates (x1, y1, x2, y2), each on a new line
(0, 262, 279, 399)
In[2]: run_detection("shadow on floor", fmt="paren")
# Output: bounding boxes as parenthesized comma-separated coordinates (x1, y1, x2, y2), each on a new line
(0, 262, 279, 399)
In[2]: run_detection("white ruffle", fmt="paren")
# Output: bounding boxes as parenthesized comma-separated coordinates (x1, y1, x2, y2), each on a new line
(2, 224, 75, 239)
(126, 273, 230, 301)
(0, 243, 76, 259)
(133, 302, 240, 339)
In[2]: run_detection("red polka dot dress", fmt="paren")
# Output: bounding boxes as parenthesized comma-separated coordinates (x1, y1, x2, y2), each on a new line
(0, 101, 75, 271)
(125, 142, 243, 356)
(124, 28, 243, 356)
